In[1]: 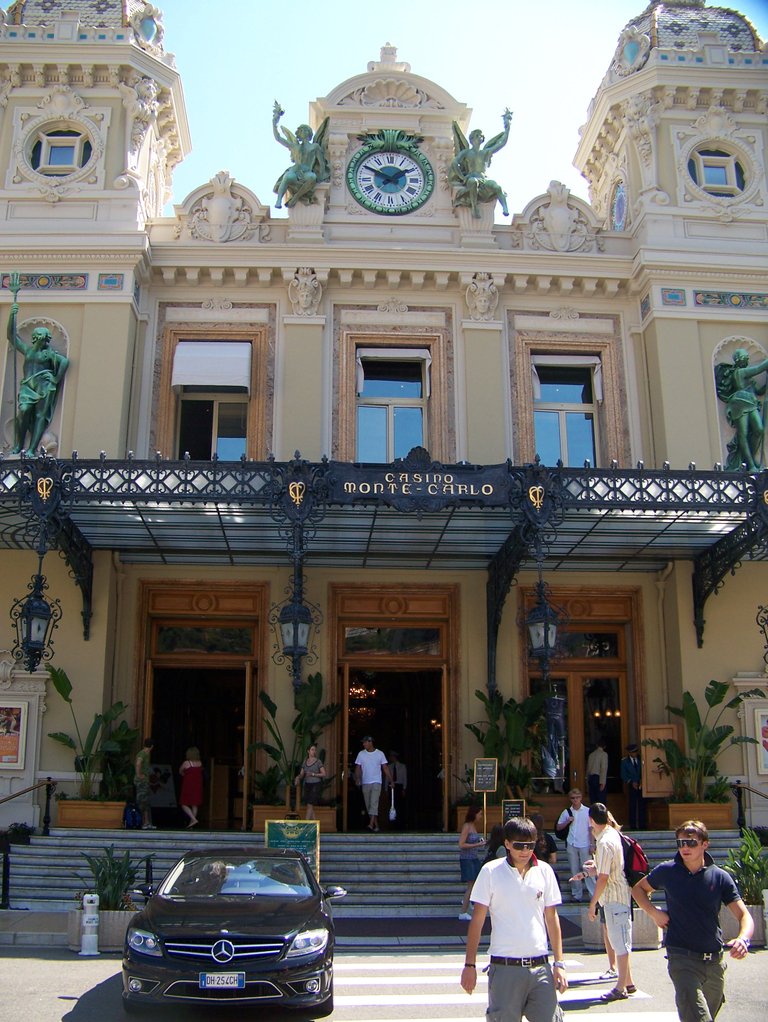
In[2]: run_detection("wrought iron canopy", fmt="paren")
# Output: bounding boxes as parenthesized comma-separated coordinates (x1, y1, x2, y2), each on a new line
(0, 452, 766, 650)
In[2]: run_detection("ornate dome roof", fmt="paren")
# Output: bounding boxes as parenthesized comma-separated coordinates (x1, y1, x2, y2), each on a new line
(610, 1, 762, 77)
(3, 1, 164, 51)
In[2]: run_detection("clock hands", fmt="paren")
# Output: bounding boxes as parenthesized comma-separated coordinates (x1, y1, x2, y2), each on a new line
(362, 162, 408, 188)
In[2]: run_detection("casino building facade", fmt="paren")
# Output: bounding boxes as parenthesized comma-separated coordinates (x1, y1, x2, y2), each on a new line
(1, 1, 767, 832)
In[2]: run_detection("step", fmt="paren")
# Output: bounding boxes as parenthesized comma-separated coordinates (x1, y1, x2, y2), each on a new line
(3, 828, 741, 915)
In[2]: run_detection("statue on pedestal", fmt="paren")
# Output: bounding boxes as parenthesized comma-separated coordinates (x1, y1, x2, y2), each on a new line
(6, 280, 69, 455)
(272, 101, 330, 209)
(715, 347, 768, 471)
(449, 110, 513, 219)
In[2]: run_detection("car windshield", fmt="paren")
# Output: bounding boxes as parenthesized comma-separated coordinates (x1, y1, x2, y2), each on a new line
(159, 854, 314, 899)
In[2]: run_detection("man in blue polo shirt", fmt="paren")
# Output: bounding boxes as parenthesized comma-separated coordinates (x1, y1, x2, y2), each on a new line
(632, 819, 753, 1022)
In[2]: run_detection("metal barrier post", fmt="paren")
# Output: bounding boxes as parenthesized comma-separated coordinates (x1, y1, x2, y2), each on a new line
(79, 893, 100, 956)
(43, 777, 56, 836)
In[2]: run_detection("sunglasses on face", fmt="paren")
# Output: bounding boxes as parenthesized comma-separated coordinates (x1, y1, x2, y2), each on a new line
(509, 841, 536, 851)
(676, 838, 700, 848)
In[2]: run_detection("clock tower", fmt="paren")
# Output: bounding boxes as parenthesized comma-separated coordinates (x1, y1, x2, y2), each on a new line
(305, 44, 471, 240)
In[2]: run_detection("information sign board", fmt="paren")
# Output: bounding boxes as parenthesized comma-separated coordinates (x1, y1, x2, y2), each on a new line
(265, 820, 320, 876)
(473, 758, 498, 793)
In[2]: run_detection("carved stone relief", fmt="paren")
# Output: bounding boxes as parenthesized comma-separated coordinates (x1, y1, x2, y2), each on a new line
(465, 273, 499, 321)
(175, 172, 270, 243)
(526, 181, 602, 253)
(288, 268, 323, 316)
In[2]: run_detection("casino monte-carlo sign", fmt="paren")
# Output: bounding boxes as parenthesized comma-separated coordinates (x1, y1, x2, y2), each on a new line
(329, 461, 512, 512)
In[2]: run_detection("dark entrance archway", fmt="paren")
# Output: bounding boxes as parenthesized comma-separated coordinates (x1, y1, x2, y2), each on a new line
(345, 668, 443, 832)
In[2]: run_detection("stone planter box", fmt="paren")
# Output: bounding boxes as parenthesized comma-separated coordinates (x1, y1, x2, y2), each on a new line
(67, 909, 134, 953)
(57, 800, 125, 829)
(581, 905, 663, 950)
(719, 902, 766, 948)
(646, 801, 734, 831)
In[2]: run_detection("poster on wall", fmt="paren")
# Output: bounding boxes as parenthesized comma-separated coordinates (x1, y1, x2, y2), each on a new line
(0, 703, 27, 769)
(756, 709, 768, 775)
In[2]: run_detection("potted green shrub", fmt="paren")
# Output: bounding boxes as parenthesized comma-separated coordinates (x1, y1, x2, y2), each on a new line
(643, 679, 764, 829)
(5, 821, 35, 845)
(462, 688, 546, 829)
(720, 828, 768, 946)
(67, 844, 152, 952)
(46, 665, 136, 828)
(249, 672, 340, 830)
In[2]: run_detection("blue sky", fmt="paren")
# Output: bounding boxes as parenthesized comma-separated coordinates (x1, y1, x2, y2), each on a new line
(157, 1, 768, 217)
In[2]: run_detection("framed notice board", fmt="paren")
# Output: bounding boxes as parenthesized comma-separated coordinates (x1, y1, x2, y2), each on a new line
(473, 758, 498, 793)
(265, 820, 320, 877)
(502, 799, 526, 823)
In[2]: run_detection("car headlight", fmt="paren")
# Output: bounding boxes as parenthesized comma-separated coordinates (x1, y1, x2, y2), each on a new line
(286, 928, 329, 957)
(127, 927, 162, 957)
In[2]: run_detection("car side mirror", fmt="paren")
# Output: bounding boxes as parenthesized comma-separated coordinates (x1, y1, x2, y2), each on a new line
(133, 882, 155, 901)
(323, 884, 347, 900)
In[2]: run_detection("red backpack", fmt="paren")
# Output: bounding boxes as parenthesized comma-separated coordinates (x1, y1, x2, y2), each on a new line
(620, 831, 649, 888)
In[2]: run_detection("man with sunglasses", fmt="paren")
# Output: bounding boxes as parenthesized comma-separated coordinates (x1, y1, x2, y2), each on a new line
(632, 820, 753, 1022)
(460, 817, 567, 1022)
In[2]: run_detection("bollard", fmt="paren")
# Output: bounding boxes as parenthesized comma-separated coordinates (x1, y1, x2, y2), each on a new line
(79, 893, 100, 956)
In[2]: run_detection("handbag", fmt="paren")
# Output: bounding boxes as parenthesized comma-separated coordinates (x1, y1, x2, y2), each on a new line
(388, 786, 397, 822)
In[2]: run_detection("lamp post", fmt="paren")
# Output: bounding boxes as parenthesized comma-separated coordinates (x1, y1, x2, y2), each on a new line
(279, 592, 313, 690)
(525, 564, 568, 790)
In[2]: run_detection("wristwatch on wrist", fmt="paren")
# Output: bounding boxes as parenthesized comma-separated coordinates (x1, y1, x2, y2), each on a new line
(552, 960, 566, 969)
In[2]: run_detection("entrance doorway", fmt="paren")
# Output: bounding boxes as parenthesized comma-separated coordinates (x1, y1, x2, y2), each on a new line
(344, 668, 444, 832)
(149, 666, 247, 829)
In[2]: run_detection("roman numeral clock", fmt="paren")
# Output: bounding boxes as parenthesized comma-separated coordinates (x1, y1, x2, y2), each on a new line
(346, 129, 434, 215)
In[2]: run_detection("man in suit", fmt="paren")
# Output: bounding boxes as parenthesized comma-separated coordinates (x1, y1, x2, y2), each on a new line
(620, 743, 644, 829)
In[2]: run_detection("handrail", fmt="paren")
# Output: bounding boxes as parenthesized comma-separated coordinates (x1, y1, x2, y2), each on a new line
(0, 777, 57, 836)
(0, 778, 57, 910)
(731, 779, 768, 833)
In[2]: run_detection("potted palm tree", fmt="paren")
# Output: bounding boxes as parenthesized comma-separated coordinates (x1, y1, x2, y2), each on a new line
(249, 673, 340, 831)
(643, 679, 764, 830)
(720, 828, 768, 947)
(67, 844, 152, 951)
(47, 665, 138, 828)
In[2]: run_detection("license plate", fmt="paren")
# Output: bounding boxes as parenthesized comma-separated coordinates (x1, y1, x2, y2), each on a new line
(199, 972, 245, 989)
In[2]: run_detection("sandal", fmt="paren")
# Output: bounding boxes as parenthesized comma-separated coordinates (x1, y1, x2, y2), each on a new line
(600, 989, 628, 1002)
(626, 985, 637, 995)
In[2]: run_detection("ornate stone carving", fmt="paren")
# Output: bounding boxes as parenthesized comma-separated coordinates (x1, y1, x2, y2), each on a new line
(611, 26, 651, 77)
(377, 297, 409, 314)
(624, 93, 669, 206)
(130, 3, 165, 56)
(550, 307, 580, 321)
(339, 78, 441, 109)
(118, 75, 159, 157)
(288, 268, 322, 316)
(178, 172, 270, 243)
(465, 273, 499, 321)
(202, 297, 234, 312)
(526, 181, 600, 253)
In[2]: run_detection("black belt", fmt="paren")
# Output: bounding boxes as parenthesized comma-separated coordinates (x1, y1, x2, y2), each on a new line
(490, 955, 549, 968)
(666, 947, 723, 962)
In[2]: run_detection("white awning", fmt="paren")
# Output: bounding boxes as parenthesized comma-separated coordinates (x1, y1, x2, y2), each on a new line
(531, 354, 603, 403)
(171, 341, 252, 393)
(356, 347, 432, 397)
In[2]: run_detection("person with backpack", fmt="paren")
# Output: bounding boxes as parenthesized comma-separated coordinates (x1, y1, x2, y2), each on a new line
(554, 788, 593, 902)
(585, 803, 637, 1002)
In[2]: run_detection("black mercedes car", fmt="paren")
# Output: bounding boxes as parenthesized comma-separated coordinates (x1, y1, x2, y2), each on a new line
(121, 847, 346, 1015)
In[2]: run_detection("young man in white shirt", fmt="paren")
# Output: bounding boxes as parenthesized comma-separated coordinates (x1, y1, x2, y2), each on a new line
(354, 735, 391, 832)
(460, 816, 567, 1022)
(555, 788, 594, 901)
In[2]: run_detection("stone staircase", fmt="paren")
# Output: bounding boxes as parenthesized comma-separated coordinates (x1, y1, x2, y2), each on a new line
(3, 827, 740, 917)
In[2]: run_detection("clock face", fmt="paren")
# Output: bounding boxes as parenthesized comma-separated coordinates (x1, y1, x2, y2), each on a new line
(347, 145, 434, 215)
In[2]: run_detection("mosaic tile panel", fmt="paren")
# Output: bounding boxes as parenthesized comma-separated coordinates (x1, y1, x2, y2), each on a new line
(1, 272, 88, 290)
(694, 291, 768, 309)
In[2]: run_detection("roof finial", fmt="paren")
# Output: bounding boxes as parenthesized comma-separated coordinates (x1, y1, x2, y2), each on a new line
(368, 43, 411, 74)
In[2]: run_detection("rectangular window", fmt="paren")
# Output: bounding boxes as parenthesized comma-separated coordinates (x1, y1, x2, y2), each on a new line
(356, 357, 427, 462)
(533, 364, 598, 467)
(178, 394, 248, 459)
